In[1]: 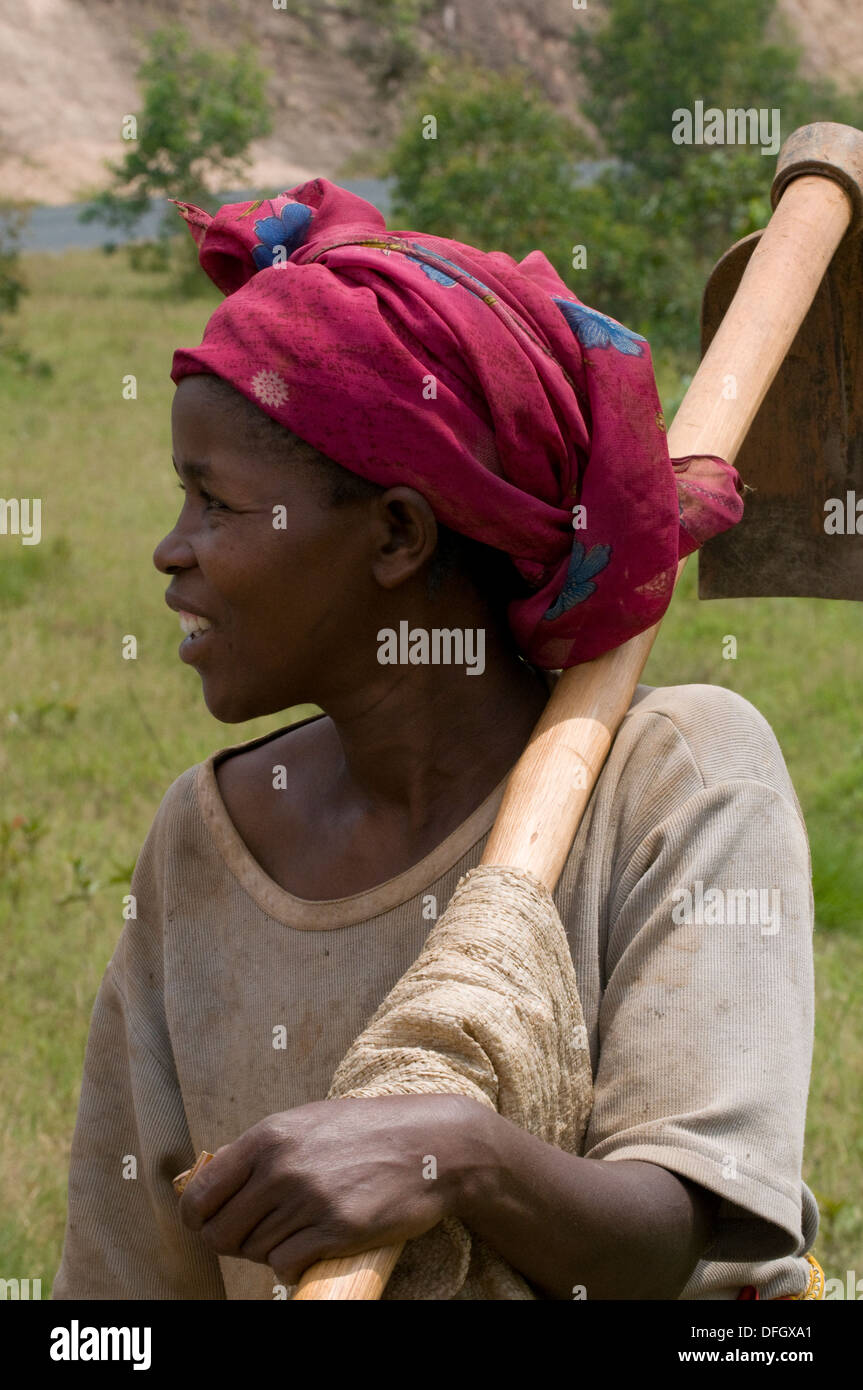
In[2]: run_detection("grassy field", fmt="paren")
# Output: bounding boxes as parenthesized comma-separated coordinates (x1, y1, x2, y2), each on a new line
(1, 248, 860, 1290)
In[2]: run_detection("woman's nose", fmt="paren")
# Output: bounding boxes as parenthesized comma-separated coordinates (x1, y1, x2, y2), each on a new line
(153, 525, 195, 575)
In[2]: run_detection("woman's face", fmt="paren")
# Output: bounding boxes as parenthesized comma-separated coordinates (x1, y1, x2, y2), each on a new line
(154, 376, 378, 722)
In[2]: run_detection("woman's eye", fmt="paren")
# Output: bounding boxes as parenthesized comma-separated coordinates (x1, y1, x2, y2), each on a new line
(176, 482, 229, 512)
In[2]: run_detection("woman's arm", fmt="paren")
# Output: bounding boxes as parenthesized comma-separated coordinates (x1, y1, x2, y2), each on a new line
(54, 775, 227, 1301)
(53, 942, 226, 1300)
(179, 1091, 717, 1298)
(455, 1104, 720, 1300)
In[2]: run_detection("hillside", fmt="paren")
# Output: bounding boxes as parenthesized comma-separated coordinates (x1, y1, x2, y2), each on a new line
(0, 0, 859, 205)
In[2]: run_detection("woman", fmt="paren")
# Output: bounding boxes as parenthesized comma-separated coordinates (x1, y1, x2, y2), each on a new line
(53, 180, 820, 1300)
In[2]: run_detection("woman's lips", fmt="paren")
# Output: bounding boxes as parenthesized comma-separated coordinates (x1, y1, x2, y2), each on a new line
(177, 609, 213, 637)
(175, 610, 216, 663)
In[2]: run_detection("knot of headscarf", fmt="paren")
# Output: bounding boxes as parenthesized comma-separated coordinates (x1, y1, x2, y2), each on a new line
(170, 178, 743, 670)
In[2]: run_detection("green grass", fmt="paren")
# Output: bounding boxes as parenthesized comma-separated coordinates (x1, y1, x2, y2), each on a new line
(0, 249, 860, 1290)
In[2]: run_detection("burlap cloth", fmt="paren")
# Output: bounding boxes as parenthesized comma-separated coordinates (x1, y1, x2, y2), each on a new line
(327, 864, 594, 1299)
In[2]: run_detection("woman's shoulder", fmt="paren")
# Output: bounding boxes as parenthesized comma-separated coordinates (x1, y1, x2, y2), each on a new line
(615, 680, 799, 804)
(627, 679, 775, 733)
(139, 714, 324, 840)
(212, 712, 328, 811)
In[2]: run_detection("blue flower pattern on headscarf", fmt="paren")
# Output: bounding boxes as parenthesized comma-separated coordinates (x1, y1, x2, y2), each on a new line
(406, 258, 459, 287)
(404, 242, 462, 287)
(552, 297, 646, 357)
(252, 202, 314, 270)
(543, 542, 612, 621)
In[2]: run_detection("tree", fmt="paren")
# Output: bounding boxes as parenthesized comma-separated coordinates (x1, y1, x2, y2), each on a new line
(80, 26, 272, 284)
(386, 61, 593, 264)
(570, 0, 862, 352)
(0, 198, 50, 376)
(336, 0, 437, 95)
(385, 1, 861, 366)
(0, 203, 27, 328)
(576, 0, 805, 179)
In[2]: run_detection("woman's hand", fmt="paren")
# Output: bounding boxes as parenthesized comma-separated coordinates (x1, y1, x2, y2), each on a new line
(178, 1093, 493, 1286)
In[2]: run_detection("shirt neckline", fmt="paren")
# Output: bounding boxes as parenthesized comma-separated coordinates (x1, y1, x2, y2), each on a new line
(195, 711, 521, 930)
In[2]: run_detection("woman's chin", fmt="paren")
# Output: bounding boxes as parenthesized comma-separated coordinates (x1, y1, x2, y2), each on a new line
(200, 678, 297, 726)
(198, 679, 258, 724)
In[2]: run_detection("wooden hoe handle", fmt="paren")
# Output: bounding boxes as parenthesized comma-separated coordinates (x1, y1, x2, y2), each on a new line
(293, 123, 863, 1301)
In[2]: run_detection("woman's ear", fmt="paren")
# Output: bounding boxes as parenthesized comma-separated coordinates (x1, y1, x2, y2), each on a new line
(370, 487, 439, 590)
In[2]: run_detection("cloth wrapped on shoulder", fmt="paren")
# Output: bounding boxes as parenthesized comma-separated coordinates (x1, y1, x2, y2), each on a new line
(326, 865, 593, 1300)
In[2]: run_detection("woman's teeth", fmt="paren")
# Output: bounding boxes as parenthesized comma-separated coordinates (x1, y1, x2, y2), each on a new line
(178, 612, 213, 638)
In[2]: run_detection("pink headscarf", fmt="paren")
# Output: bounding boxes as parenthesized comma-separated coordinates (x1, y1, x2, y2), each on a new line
(170, 178, 743, 670)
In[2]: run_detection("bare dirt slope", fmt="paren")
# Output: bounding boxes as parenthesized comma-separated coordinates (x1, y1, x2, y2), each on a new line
(0, 0, 858, 206)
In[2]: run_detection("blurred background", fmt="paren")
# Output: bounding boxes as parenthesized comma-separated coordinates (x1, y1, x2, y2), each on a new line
(1, 0, 861, 1290)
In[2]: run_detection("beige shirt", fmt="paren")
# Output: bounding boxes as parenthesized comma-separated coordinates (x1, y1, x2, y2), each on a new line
(53, 681, 818, 1301)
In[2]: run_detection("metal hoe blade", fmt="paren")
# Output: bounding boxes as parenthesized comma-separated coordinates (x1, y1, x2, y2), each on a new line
(698, 128, 863, 601)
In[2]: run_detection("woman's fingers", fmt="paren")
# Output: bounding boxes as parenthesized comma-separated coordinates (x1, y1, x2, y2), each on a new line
(179, 1142, 254, 1231)
(267, 1226, 359, 1290)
